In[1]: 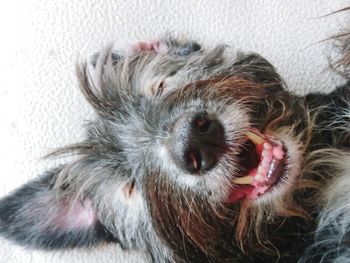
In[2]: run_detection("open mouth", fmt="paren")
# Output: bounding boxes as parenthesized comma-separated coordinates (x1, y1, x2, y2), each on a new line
(227, 129, 288, 203)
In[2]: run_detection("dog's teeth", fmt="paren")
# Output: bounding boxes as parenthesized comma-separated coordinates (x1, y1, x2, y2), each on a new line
(263, 143, 272, 150)
(258, 165, 264, 173)
(273, 145, 284, 160)
(232, 176, 254, 185)
(255, 174, 265, 183)
(245, 131, 264, 145)
(262, 149, 272, 158)
(262, 159, 270, 169)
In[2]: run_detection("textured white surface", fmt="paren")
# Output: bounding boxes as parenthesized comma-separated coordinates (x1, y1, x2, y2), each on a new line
(0, 0, 349, 262)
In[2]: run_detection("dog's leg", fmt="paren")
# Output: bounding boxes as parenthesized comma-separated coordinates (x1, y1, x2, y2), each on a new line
(301, 153, 350, 262)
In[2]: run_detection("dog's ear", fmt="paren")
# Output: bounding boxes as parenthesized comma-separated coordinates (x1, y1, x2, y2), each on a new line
(0, 166, 116, 249)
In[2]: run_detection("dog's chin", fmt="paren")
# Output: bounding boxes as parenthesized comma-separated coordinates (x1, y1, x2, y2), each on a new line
(225, 129, 303, 205)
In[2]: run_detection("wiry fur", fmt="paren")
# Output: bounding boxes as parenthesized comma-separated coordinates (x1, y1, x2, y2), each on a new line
(0, 30, 349, 263)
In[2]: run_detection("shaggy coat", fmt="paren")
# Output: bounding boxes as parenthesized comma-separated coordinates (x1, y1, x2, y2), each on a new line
(0, 34, 349, 262)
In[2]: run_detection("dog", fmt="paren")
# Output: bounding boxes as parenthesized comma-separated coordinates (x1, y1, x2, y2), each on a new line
(0, 33, 349, 263)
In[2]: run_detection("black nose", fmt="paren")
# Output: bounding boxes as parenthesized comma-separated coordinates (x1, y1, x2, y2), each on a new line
(169, 111, 227, 175)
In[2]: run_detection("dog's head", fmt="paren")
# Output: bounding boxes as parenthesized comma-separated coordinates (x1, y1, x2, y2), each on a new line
(0, 38, 316, 262)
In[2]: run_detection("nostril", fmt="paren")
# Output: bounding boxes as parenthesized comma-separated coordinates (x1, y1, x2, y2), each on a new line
(186, 150, 202, 174)
(193, 111, 211, 134)
(197, 120, 211, 134)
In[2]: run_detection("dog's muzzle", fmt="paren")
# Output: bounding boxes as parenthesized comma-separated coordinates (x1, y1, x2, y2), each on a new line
(169, 111, 227, 175)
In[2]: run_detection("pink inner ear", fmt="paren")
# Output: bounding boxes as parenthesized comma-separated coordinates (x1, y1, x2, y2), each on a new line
(129, 40, 168, 55)
(55, 198, 97, 231)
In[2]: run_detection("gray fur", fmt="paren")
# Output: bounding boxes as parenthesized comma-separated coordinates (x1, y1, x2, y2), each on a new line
(0, 35, 350, 262)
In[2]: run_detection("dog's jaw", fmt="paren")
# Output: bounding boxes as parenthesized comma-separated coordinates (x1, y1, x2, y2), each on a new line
(251, 130, 304, 205)
(156, 105, 304, 208)
(227, 129, 288, 202)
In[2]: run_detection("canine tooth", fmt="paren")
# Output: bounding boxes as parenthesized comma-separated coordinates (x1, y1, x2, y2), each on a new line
(245, 131, 264, 145)
(255, 174, 265, 183)
(232, 176, 254, 185)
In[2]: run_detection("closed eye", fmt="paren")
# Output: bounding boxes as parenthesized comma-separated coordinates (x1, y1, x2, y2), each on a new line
(123, 179, 136, 199)
(150, 80, 165, 97)
(155, 81, 164, 97)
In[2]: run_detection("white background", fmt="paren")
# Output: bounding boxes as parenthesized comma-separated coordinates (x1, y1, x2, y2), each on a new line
(0, 0, 348, 262)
